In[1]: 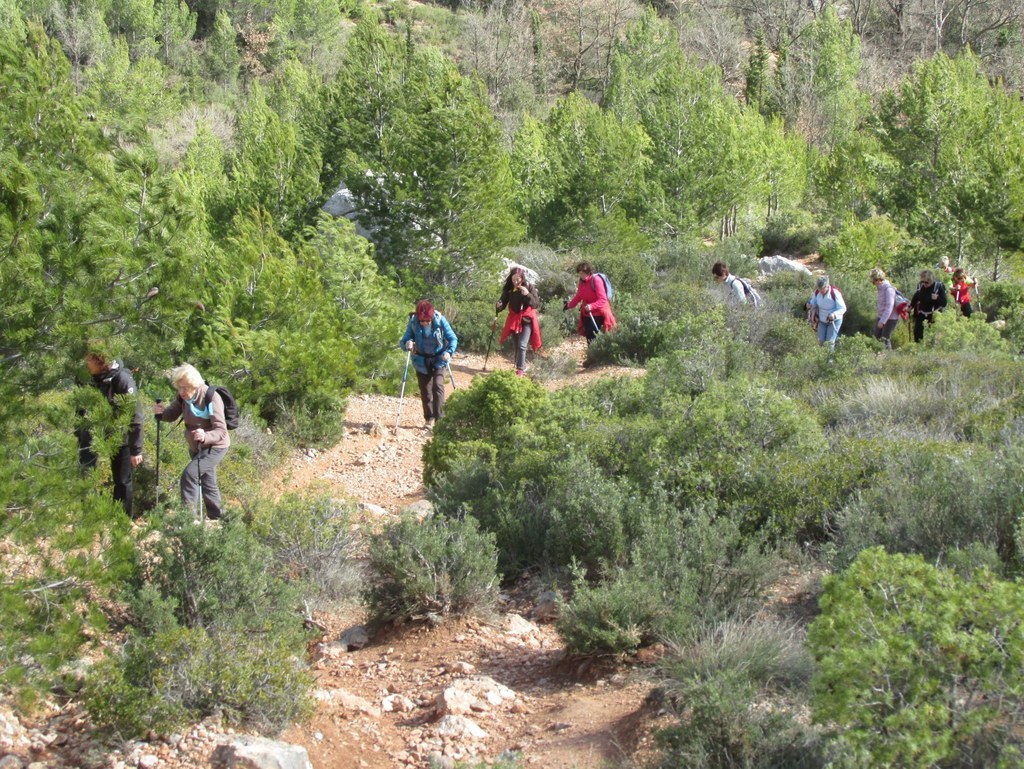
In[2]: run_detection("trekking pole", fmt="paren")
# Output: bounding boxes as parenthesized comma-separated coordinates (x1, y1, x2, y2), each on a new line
(587, 312, 600, 336)
(395, 349, 412, 431)
(483, 316, 498, 372)
(446, 360, 458, 390)
(154, 399, 162, 509)
(196, 446, 205, 521)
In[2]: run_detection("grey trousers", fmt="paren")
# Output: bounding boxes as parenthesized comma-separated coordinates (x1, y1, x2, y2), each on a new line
(180, 446, 228, 519)
(513, 320, 533, 371)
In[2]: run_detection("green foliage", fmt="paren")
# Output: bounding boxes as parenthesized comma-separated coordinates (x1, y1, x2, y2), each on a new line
(362, 513, 500, 625)
(83, 624, 314, 735)
(131, 509, 304, 634)
(820, 214, 920, 274)
(654, 670, 826, 769)
(0, 388, 137, 701)
(760, 210, 822, 256)
(809, 549, 1024, 767)
(832, 443, 1024, 570)
(249, 492, 360, 608)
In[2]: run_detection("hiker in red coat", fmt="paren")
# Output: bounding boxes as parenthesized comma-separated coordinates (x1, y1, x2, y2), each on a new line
(495, 266, 542, 376)
(564, 261, 616, 343)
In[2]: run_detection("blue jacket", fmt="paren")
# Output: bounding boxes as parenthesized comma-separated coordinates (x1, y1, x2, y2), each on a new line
(400, 313, 458, 375)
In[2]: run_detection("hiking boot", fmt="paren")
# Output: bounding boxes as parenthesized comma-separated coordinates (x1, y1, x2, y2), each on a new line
(515, 369, 525, 376)
(425, 418, 435, 428)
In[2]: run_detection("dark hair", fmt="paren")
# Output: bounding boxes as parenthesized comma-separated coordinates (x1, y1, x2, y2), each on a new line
(952, 268, 966, 281)
(575, 261, 594, 276)
(711, 262, 729, 278)
(503, 266, 528, 293)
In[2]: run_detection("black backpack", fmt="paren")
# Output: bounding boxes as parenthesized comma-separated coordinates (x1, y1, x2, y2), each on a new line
(204, 384, 240, 430)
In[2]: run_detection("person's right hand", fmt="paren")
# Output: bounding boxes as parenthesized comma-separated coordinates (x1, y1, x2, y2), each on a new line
(405, 340, 414, 351)
(562, 301, 569, 311)
(495, 300, 502, 311)
(877, 321, 884, 329)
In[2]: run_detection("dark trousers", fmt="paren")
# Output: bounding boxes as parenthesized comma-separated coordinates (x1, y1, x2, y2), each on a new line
(959, 301, 973, 317)
(181, 446, 228, 519)
(875, 319, 899, 350)
(583, 314, 606, 343)
(79, 438, 135, 517)
(913, 313, 934, 342)
(416, 367, 447, 421)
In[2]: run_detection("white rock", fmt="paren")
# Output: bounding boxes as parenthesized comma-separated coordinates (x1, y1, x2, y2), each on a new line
(435, 715, 489, 740)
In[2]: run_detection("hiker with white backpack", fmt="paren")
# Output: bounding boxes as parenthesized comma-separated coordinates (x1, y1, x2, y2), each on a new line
(711, 261, 761, 307)
(805, 275, 846, 351)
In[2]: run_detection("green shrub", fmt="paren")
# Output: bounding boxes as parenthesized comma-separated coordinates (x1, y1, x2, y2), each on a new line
(423, 371, 553, 486)
(820, 215, 920, 274)
(663, 618, 814, 695)
(584, 307, 670, 366)
(249, 492, 360, 608)
(363, 513, 500, 624)
(654, 670, 826, 769)
(832, 443, 1024, 569)
(132, 509, 304, 633)
(557, 563, 678, 654)
(760, 209, 822, 256)
(83, 625, 315, 736)
(809, 548, 1024, 768)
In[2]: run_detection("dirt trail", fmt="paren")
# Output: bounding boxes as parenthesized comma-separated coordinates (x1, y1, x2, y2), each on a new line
(267, 340, 664, 768)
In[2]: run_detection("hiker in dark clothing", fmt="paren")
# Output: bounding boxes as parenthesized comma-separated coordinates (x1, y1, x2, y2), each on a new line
(910, 269, 948, 342)
(154, 364, 231, 519)
(495, 266, 542, 376)
(400, 300, 458, 427)
(77, 345, 144, 517)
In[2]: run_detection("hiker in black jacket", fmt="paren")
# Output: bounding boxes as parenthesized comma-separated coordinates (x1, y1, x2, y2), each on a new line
(77, 345, 144, 516)
(910, 269, 948, 343)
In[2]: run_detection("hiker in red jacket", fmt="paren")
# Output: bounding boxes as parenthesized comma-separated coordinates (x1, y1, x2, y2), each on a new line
(564, 262, 616, 343)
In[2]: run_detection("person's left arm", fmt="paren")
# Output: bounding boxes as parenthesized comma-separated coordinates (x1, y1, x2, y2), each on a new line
(440, 317, 458, 359)
(193, 390, 228, 446)
(830, 290, 847, 321)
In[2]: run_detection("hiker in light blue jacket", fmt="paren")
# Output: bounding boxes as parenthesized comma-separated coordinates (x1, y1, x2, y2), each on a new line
(806, 275, 846, 351)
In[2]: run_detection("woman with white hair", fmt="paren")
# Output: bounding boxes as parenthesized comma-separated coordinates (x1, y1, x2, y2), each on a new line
(805, 275, 846, 351)
(153, 364, 231, 519)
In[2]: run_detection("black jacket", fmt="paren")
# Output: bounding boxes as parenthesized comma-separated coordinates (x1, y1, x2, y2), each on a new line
(910, 281, 947, 316)
(91, 361, 144, 454)
(497, 282, 540, 314)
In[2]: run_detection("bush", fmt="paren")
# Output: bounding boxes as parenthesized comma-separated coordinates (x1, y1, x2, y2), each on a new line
(831, 443, 1024, 569)
(654, 670, 826, 769)
(362, 513, 500, 624)
(83, 625, 314, 736)
(133, 510, 303, 633)
(759, 209, 822, 256)
(820, 215, 920, 275)
(809, 548, 1024, 767)
(663, 618, 814, 695)
(249, 492, 360, 608)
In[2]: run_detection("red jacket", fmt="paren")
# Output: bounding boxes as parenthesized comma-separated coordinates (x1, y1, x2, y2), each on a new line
(567, 275, 617, 335)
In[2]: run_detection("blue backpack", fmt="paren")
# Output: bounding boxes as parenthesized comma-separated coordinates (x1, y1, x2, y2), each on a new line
(594, 272, 613, 300)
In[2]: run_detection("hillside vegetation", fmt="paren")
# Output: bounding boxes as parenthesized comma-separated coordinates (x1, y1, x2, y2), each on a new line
(3, 0, 1024, 766)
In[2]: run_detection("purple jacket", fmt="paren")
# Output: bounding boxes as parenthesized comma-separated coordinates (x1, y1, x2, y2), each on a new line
(876, 280, 898, 323)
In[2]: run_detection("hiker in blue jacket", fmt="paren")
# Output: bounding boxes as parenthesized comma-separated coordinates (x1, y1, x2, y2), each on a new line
(805, 275, 846, 351)
(400, 300, 458, 426)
